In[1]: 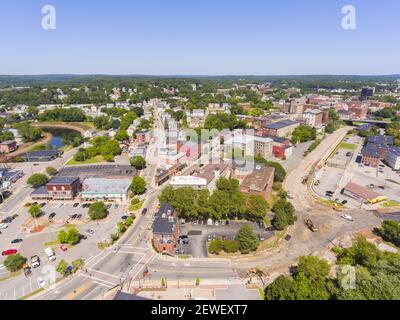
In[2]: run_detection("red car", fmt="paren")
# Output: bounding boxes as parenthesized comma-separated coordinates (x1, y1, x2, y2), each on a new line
(59, 245, 68, 252)
(2, 249, 17, 256)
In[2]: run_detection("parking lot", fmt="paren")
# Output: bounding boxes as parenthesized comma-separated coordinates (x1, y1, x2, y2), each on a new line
(178, 221, 274, 258)
(313, 134, 400, 208)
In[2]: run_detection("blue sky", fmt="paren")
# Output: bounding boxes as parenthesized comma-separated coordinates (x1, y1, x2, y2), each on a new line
(0, 0, 399, 75)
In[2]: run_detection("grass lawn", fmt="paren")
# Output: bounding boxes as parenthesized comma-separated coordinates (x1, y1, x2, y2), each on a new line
(130, 201, 144, 212)
(59, 144, 73, 153)
(66, 155, 105, 166)
(338, 142, 357, 151)
(82, 122, 96, 129)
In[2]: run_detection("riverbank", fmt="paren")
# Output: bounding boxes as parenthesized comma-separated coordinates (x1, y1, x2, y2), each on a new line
(7, 132, 52, 160)
(32, 121, 92, 135)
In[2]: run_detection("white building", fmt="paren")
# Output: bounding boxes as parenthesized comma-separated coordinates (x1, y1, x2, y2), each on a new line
(224, 133, 255, 159)
(80, 178, 132, 203)
(254, 136, 273, 158)
(169, 176, 208, 190)
(386, 147, 400, 170)
(84, 128, 97, 139)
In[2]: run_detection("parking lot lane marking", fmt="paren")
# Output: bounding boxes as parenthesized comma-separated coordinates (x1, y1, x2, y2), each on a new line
(78, 274, 118, 287)
(87, 268, 122, 279)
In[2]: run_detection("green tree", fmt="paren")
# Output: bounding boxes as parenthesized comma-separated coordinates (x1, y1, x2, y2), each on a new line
(72, 258, 85, 271)
(208, 238, 223, 255)
(245, 195, 269, 220)
(125, 216, 134, 227)
(131, 176, 146, 195)
(56, 260, 68, 276)
(130, 156, 146, 170)
(66, 228, 80, 245)
(236, 225, 259, 254)
(88, 202, 108, 220)
(27, 173, 49, 188)
(265, 275, 296, 300)
(117, 222, 127, 234)
(291, 125, 317, 145)
(4, 253, 25, 272)
(380, 220, 400, 247)
(46, 167, 58, 176)
(57, 230, 68, 244)
(29, 204, 42, 218)
(115, 130, 129, 141)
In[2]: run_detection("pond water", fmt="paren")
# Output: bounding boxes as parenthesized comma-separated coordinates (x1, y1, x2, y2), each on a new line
(44, 128, 83, 150)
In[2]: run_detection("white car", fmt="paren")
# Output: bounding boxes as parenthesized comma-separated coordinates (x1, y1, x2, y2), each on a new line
(0, 263, 5, 270)
(0, 223, 8, 230)
(37, 277, 47, 288)
(341, 214, 354, 221)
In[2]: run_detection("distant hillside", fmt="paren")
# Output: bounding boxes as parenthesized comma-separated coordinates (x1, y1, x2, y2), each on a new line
(0, 74, 399, 88)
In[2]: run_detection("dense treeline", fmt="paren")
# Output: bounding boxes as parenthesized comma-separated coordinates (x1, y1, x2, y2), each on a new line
(38, 108, 87, 122)
(158, 177, 269, 221)
(265, 234, 400, 300)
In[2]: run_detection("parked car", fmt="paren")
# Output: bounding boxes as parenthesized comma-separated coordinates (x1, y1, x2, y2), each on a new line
(37, 277, 47, 288)
(73, 203, 79, 208)
(40, 203, 46, 208)
(341, 214, 354, 222)
(141, 208, 148, 216)
(114, 204, 119, 209)
(71, 214, 78, 220)
(11, 239, 23, 244)
(80, 234, 87, 240)
(178, 235, 189, 244)
(0, 223, 8, 230)
(2, 249, 17, 256)
(76, 214, 82, 220)
(60, 245, 68, 252)
(207, 235, 212, 242)
(2, 217, 13, 224)
(49, 213, 56, 220)
(259, 234, 266, 241)
(31, 256, 40, 268)
(86, 229, 95, 235)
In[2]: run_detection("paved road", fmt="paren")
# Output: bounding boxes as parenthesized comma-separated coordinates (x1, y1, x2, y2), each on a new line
(1, 126, 385, 300)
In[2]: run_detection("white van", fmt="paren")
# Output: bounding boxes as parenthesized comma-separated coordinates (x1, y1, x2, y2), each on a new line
(44, 248, 56, 262)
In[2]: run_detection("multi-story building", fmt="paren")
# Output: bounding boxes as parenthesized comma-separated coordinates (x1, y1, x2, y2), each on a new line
(254, 136, 273, 159)
(386, 147, 400, 170)
(303, 109, 329, 128)
(152, 204, 180, 254)
(262, 120, 300, 137)
(346, 101, 369, 120)
(46, 177, 81, 200)
(239, 165, 275, 199)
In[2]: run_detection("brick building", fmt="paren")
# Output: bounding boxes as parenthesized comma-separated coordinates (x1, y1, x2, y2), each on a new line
(46, 177, 81, 200)
(152, 204, 180, 254)
(240, 165, 275, 199)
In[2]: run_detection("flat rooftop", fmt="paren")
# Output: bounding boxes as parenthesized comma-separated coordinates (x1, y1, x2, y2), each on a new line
(81, 178, 132, 194)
